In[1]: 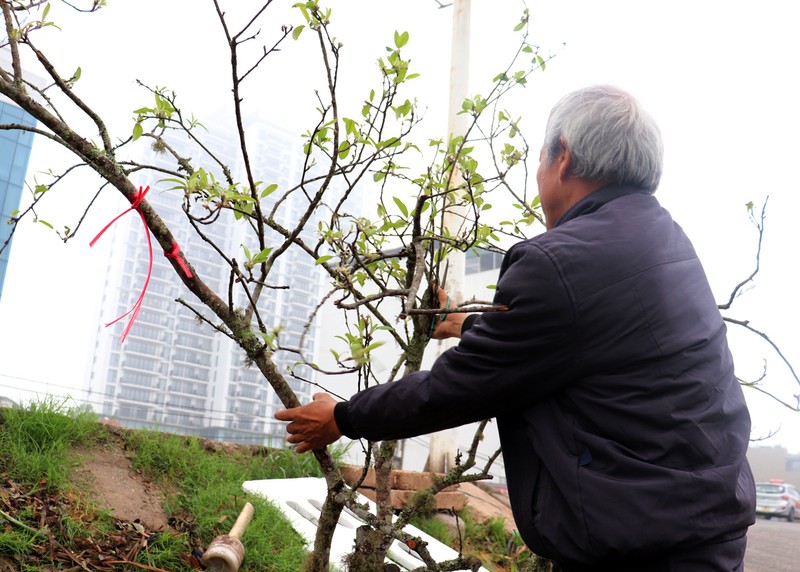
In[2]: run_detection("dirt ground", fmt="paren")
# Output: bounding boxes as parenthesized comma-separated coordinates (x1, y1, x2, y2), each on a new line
(72, 444, 171, 532)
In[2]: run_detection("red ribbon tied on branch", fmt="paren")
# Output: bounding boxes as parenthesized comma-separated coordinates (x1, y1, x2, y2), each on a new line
(164, 242, 193, 279)
(90, 185, 192, 343)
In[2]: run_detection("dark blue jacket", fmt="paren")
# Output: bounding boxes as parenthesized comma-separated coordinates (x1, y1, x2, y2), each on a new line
(335, 185, 755, 565)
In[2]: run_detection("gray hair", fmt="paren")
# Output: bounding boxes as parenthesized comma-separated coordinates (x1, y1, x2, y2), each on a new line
(544, 85, 663, 193)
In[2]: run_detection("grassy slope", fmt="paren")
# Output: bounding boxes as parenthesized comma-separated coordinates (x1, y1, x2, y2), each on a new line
(0, 399, 316, 571)
(0, 400, 546, 571)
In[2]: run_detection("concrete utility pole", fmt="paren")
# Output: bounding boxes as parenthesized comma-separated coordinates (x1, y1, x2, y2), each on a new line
(425, 0, 471, 474)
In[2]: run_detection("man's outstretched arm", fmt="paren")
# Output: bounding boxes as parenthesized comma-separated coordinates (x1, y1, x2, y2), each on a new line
(275, 288, 469, 452)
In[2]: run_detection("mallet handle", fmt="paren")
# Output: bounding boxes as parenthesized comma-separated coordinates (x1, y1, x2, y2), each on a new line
(229, 502, 255, 539)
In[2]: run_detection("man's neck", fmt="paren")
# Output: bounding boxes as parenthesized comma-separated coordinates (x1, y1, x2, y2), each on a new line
(546, 179, 605, 230)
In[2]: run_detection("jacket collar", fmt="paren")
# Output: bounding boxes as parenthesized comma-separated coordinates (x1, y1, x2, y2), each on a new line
(554, 184, 650, 228)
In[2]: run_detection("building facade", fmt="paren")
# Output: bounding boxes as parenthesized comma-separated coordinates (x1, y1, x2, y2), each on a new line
(0, 100, 37, 302)
(747, 445, 800, 484)
(86, 119, 328, 446)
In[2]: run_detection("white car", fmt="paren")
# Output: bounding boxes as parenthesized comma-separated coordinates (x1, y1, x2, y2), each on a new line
(755, 480, 800, 522)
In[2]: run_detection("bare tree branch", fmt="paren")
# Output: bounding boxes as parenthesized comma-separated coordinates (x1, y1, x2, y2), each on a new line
(719, 199, 767, 310)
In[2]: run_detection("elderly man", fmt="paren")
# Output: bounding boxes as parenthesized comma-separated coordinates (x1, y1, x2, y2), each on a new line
(276, 85, 756, 571)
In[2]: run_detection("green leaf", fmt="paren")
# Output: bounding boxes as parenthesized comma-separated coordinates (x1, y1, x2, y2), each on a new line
(393, 100, 412, 118)
(393, 196, 408, 218)
(252, 247, 273, 265)
(377, 137, 400, 150)
(42, 3, 50, 20)
(132, 122, 143, 141)
(294, 2, 310, 22)
(394, 30, 409, 49)
(261, 183, 278, 198)
(292, 25, 305, 40)
(343, 117, 357, 136)
(363, 341, 385, 354)
(159, 177, 189, 191)
(34, 184, 48, 195)
(37, 219, 53, 229)
(315, 255, 333, 266)
(72, 67, 82, 82)
(229, 192, 255, 203)
(241, 244, 252, 261)
(338, 140, 351, 159)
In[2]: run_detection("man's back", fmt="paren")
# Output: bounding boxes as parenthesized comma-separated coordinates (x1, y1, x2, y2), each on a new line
(497, 185, 755, 564)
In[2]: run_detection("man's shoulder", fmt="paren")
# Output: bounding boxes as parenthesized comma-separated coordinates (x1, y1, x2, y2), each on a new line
(515, 195, 695, 298)
(538, 193, 678, 252)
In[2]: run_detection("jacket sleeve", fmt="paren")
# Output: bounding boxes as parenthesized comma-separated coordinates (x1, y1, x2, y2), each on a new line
(341, 241, 577, 442)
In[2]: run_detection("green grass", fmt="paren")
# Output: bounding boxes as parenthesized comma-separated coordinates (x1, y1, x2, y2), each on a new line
(135, 532, 197, 571)
(0, 397, 100, 491)
(0, 529, 33, 558)
(127, 429, 322, 570)
(410, 513, 455, 545)
(0, 399, 332, 571)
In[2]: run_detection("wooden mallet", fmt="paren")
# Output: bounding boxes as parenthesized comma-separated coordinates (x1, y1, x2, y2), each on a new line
(201, 502, 255, 572)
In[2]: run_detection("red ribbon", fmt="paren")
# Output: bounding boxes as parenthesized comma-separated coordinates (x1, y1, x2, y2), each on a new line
(91, 186, 193, 342)
(90, 186, 153, 343)
(164, 242, 193, 278)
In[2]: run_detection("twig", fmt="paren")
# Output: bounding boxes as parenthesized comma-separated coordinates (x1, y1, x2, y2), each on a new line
(334, 289, 409, 310)
(719, 198, 767, 310)
(0, 507, 48, 540)
(175, 298, 235, 341)
(404, 304, 508, 316)
(724, 316, 800, 390)
(103, 561, 168, 572)
(28, 39, 114, 154)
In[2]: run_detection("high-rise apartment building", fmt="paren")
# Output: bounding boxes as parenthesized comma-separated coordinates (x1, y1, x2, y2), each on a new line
(0, 99, 37, 302)
(86, 119, 327, 446)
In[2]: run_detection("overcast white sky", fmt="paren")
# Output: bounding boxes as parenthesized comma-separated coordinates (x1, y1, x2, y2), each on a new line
(1, 0, 799, 450)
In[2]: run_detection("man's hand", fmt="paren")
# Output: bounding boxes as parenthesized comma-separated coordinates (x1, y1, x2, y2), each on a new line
(274, 393, 342, 453)
(431, 287, 467, 340)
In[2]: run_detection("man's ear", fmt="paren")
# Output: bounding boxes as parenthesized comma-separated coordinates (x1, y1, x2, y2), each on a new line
(557, 138, 572, 180)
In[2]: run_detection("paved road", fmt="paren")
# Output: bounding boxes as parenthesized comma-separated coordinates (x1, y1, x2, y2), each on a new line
(745, 517, 800, 571)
